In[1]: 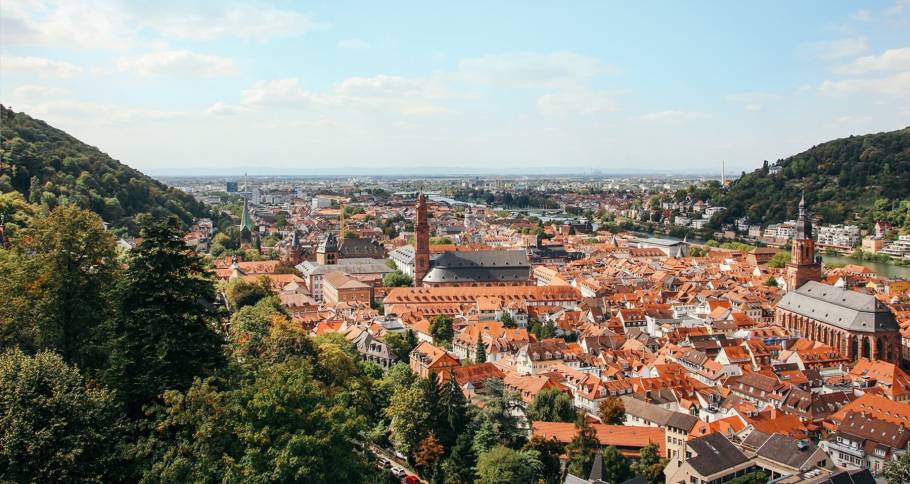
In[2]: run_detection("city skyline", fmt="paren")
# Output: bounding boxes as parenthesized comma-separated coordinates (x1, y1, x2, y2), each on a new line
(2, 1, 909, 176)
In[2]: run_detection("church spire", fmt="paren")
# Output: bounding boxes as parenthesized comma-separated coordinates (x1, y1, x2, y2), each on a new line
(795, 192, 811, 240)
(240, 198, 254, 232)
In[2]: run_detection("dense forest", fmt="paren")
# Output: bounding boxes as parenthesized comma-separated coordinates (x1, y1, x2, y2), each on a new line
(715, 127, 910, 230)
(0, 105, 209, 233)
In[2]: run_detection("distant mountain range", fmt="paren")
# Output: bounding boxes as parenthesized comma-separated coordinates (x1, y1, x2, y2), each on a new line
(1, 105, 209, 232)
(715, 127, 910, 230)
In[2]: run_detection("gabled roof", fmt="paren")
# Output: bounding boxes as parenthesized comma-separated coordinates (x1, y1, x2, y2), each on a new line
(686, 433, 749, 477)
(776, 281, 898, 332)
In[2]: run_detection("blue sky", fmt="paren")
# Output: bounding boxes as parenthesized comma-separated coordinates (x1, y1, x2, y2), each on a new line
(1, 1, 908, 175)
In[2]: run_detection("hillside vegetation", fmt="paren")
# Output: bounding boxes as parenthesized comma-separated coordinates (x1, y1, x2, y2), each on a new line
(0, 105, 208, 232)
(717, 127, 910, 230)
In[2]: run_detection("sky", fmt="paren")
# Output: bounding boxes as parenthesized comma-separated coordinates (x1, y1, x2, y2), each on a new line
(1, 1, 909, 176)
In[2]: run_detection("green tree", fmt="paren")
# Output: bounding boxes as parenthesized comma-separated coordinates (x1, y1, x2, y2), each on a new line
(228, 296, 289, 359)
(766, 251, 791, 268)
(475, 446, 541, 484)
(530, 319, 557, 340)
(600, 445, 632, 483)
(597, 396, 626, 424)
(474, 378, 525, 449)
(523, 436, 565, 484)
(430, 315, 455, 346)
(475, 338, 487, 363)
(106, 217, 224, 415)
(0, 205, 117, 371)
(765, 276, 779, 287)
(630, 443, 667, 484)
(443, 431, 478, 484)
(383, 270, 413, 287)
(472, 417, 500, 455)
(527, 388, 576, 423)
(500, 312, 515, 328)
(224, 276, 272, 311)
(438, 373, 469, 450)
(566, 419, 600, 477)
(384, 330, 418, 363)
(386, 382, 432, 456)
(0, 349, 126, 483)
(729, 470, 769, 484)
(883, 451, 910, 484)
(136, 357, 372, 483)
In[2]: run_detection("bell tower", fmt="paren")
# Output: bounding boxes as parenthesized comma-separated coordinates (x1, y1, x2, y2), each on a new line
(414, 193, 430, 287)
(787, 194, 821, 290)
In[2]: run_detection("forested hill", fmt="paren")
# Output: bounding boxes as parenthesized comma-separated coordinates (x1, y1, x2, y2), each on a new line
(0, 105, 208, 232)
(717, 127, 910, 228)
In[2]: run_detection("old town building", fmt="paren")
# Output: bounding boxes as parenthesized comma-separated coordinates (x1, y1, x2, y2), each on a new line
(776, 281, 901, 363)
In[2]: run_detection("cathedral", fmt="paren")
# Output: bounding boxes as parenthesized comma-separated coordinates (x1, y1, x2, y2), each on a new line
(775, 196, 900, 363)
(410, 193, 532, 288)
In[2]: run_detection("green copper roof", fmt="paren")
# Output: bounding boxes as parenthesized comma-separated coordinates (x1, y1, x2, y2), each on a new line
(240, 199, 254, 231)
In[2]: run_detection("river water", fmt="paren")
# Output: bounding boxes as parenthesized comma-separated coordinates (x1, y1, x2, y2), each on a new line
(629, 231, 910, 280)
(821, 255, 910, 280)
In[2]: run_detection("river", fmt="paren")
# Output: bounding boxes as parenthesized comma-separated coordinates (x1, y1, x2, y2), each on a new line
(629, 231, 910, 280)
(820, 255, 910, 280)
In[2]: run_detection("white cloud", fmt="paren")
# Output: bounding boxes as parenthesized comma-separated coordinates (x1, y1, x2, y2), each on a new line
(145, 5, 322, 42)
(832, 115, 872, 125)
(537, 89, 617, 115)
(338, 38, 368, 49)
(10, 84, 68, 103)
(12, 98, 189, 122)
(637, 110, 710, 124)
(884, 0, 910, 19)
(456, 52, 608, 89)
(819, 71, 910, 99)
(0, 1, 322, 48)
(241, 78, 337, 107)
(205, 102, 250, 116)
(801, 37, 869, 60)
(117, 50, 237, 78)
(725, 92, 778, 111)
(240, 75, 452, 116)
(0, 0, 137, 49)
(851, 9, 872, 21)
(1, 55, 84, 78)
(836, 47, 910, 74)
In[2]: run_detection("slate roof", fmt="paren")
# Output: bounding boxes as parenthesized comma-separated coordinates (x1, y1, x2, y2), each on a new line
(621, 396, 699, 431)
(755, 433, 819, 470)
(298, 259, 392, 276)
(776, 281, 898, 332)
(809, 468, 875, 484)
(423, 249, 531, 283)
(686, 433, 750, 477)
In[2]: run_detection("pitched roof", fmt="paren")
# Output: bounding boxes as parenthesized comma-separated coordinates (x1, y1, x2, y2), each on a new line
(531, 422, 665, 456)
(685, 433, 749, 477)
(776, 281, 898, 332)
(755, 433, 820, 470)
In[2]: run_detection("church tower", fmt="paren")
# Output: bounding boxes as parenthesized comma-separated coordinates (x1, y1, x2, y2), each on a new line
(787, 194, 821, 290)
(239, 198, 255, 249)
(414, 193, 430, 287)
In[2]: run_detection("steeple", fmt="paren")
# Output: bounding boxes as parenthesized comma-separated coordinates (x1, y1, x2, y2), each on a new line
(787, 193, 821, 290)
(794, 192, 811, 240)
(240, 198, 254, 232)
